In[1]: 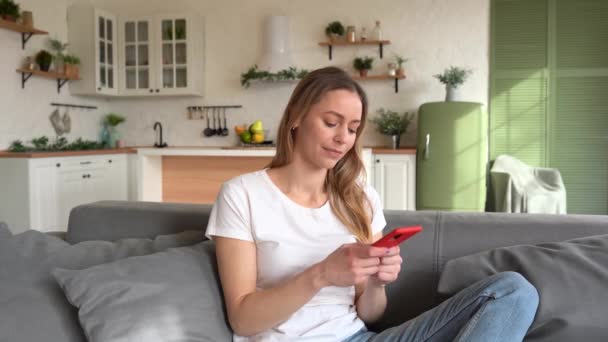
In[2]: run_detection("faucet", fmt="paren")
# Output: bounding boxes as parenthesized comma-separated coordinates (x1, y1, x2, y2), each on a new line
(153, 122, 168, 148)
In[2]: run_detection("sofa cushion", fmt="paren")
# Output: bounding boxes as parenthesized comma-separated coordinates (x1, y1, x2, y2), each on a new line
(0, 229, 205, 342)
(53, 241, 232, 342)
(437, 234, 608, 341)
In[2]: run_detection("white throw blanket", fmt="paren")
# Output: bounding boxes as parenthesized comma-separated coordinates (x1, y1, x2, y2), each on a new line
(490, 155, 567, 214)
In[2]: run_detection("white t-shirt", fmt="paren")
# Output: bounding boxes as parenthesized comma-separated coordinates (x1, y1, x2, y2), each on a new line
(205, 169, 387, 342)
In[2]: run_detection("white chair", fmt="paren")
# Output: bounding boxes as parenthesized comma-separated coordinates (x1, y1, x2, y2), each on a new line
(489, 155, 567, 214)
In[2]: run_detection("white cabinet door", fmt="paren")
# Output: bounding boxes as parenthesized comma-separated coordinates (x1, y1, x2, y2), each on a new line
(28, 159, 59, 231)
(95, 9, 119, 95)
(155, 15, 201, 96)
(56, 168, 87, 229)
(120, 16, 155, 95)
(373, 154, 416, 210)
(95, 155, 128, 201)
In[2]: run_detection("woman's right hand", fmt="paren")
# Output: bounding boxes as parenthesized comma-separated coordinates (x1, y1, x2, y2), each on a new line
(320, 243, 387, 287)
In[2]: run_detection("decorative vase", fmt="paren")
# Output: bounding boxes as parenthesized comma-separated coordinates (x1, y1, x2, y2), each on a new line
(21, 11, 33, 28)
(359, 69, 369, 77)
(108, 127, 120, 148)
(396, 67, 406, 78)
(100, 125, 111, 148)
(391, 134, 401, 149)
(445, 85, 459, 101)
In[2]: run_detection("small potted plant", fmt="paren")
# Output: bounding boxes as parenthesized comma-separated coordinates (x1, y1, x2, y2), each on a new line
(48, 38, 69, 72)
(394, 54, 409, 77)
(434, 66, 472, 101)
(353, 56, 374, 77)
(102, 113, 126, 148)
(370, 108, 415, 149)
(325, 21, 345, 42)
(0, 0, 20, 22)
(35, 50, 53, 72)
(63, 54, 81, 79)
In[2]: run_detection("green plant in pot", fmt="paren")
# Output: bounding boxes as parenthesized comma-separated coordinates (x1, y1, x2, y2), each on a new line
(434, 66, 472, 101)
(35, 50, 53, 72)
(102, 113, 126, 148)
(353, 56, 374, 77)
(394, 54, 409, 77)
(325, 21, 345, 42)
(63, 54, 81, 79)
(0, 0, 20, 22)
(370, 108, 415, 149)
(48, 38, 69, 72)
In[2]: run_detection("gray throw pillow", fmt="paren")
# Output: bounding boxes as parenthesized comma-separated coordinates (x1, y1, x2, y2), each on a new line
(0, 222, 11, 240)
(437, 234, 608, 342)
(0, 230, 205, 342)
(53, 242, 232, 342)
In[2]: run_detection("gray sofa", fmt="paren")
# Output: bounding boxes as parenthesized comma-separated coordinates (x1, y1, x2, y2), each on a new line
(3, 200, 608, 341)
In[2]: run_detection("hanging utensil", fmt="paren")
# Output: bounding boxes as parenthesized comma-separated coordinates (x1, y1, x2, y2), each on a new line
(221, 108, 229, 136)
(211, 108, 217, 136)
(203, 108, 213, 137)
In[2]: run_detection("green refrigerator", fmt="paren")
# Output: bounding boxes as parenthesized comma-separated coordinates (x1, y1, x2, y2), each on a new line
(416, 102, 488, 211)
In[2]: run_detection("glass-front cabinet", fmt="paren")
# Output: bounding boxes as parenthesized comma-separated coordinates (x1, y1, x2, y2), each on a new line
(95, 10, 118, 95)
(121, 17, 152, 95)
(119, 15, 199, 96)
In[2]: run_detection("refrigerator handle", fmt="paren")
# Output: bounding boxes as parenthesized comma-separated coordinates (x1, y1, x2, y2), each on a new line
(424, 133, 430, 160)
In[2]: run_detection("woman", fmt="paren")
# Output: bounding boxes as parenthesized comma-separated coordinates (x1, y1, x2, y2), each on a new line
(206, 66, 539, 341)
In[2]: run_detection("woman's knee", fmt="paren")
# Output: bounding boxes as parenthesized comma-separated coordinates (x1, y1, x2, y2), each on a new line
(494, 271, 539, 307)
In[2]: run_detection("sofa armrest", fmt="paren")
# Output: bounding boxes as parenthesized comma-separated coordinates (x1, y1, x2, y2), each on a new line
(535, 167, 564, 189)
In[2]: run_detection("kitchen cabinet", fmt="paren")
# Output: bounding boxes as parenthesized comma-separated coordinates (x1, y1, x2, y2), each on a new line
(67, 4, 204, 97)
(120, 15, 202, 96)
(0, 154, 128, 233)
(373, 154, 416, 210)
(68, 5, 119, 96)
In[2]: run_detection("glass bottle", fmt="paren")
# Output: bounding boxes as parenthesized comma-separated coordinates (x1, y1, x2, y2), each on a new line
(360, 27, 367, 41)
(346, 26, 356, 43)
(371, 20, 382, 41)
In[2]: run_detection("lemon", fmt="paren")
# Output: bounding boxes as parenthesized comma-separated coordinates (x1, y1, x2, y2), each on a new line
(252, 133, 264, 143)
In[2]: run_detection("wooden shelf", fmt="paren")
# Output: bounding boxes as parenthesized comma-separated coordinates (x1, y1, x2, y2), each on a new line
(0, 18, 48, 49)
(16, 68, 80, 94)
(319, 40, 390, 46)
(318, 40, 391, 60)
(352, 74, 406, 93)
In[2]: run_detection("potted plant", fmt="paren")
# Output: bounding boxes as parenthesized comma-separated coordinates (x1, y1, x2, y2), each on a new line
(0, 0, 20, 22)
(353, 56, 374, 77)
(48, 38, 69, 73)
(370, 108, 415, 149)
(35, 50, 53, 72)
(394, 54, 409, 77)
(63, 54, 81, 79)
(102, 113, 126, 148)
(434, 66, 472, 101)
(325, 21, 345, 42)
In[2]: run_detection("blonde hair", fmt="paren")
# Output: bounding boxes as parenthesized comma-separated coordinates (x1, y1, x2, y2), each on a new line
(269, 67, 374, 242)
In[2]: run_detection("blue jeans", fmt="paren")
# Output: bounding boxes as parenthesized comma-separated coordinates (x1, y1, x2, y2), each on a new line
(344, 272, 539, 342)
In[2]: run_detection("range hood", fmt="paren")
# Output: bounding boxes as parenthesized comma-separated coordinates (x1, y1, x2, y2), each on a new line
(257, 16, 294, 72)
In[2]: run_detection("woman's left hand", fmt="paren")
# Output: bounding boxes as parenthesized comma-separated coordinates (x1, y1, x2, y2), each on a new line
(369, 246, 402, 286)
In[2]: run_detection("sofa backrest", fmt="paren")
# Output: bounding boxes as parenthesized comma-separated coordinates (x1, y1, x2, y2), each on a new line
(67, 201, 608, 331)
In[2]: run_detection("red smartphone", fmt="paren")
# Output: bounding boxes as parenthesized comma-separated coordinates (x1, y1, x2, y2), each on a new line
(372, 226, 423, 248)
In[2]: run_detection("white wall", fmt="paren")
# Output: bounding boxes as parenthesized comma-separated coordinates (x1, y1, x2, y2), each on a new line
(0, 0, 111, 150)
(1, 0, 489, 150)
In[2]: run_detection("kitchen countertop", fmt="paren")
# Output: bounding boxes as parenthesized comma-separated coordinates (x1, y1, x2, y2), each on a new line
(0, 147, 137, 158)
(0, 145, 416, 158)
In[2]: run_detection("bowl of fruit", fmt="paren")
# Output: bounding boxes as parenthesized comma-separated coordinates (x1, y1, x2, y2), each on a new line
(234, 120, 274, 146)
